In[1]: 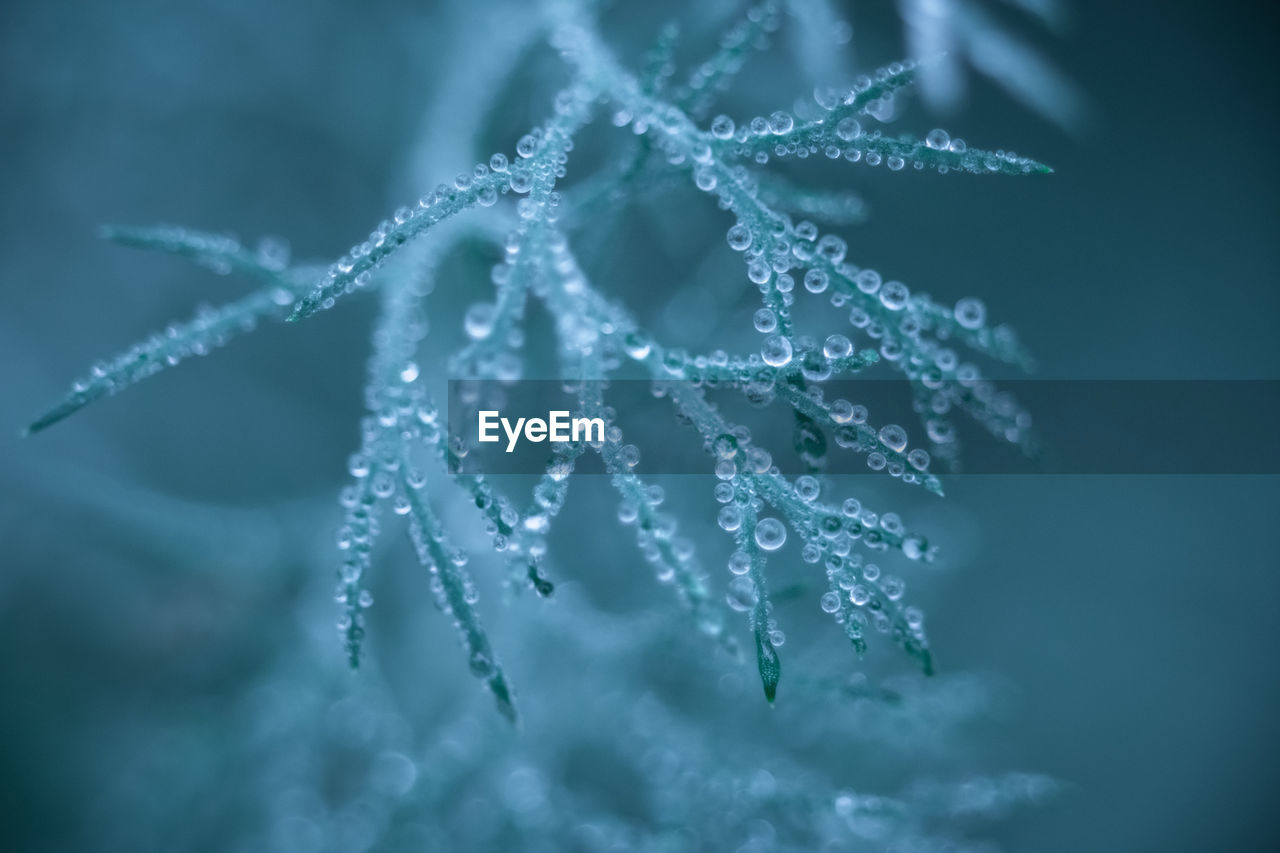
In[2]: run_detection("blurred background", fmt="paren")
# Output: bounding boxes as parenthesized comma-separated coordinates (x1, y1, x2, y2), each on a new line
(1, 0, 1277, 850)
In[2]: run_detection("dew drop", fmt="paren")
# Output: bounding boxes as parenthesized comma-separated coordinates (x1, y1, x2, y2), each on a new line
(755, 517, 787, 550)
(835, 117, 862, 142)
(760, 335, 793, 367)
(753, 308, 778, 333)
(727, 575, 759, 611)
(954, 297, 987, 330)
(795, 475, 820, 502)
(727, 224, 752, 252)
(464, 302, 496, 340)
(854, 269, 881, 294)
(803, 269, 829, 294)
(878, 424, 908, 452)
(823, 334, 853, 359)
(878, 280, 910, 310)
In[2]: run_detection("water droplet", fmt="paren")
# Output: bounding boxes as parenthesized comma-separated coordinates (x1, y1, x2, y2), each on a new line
(926, 419, 955, 444)
(803, 269, 829, 293)
(711, 114, 735, 139)
(727, 224, 752, 252)
(727, 575, 759, 611)
(372, 471, 395, 498)
(464, 302, 496, 340)
(954, 297, 987, 330)
(854, 269, 881, 294)
(348, 454, 370, 478)
(768, 111, 794, 134)
(823, 334, 853, 359)
(753, 308, 778, 333)
(755, 517, 787, 550)
(623, 332, 651, 360)
(509, 172, 531, 193)
(618, 444, 640, 469)
(617, 500, 638, 524)
(820, 591, 841, 613)
(745, 446, 772, 473)
(718, 505, 743, 531)
(835, 117, 861, 141)
(926, 128, 951, 150)
(761, 335, 793, 367)
(795, 475, 820, 502)
(878, 280, 910, 310)
(878, 424, 908, 452)
(817, 234, 846, 264)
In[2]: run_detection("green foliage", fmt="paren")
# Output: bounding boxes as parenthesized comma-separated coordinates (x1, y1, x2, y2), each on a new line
(29, 0, 1049, 714)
